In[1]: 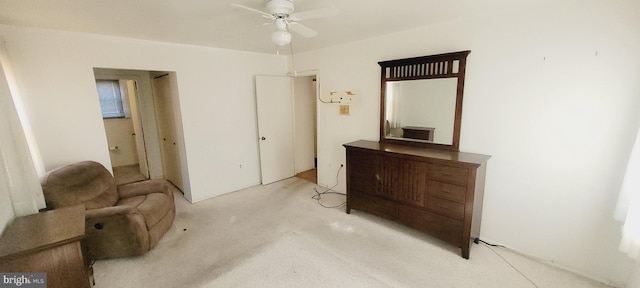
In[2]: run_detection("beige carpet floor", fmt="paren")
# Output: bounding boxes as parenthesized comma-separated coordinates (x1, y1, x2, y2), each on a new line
(92, 177, 615, 288)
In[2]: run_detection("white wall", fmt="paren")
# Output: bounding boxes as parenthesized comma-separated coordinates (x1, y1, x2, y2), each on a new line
(629, 265, 640, 288)
(294, 0, 640, 285)
(392, 78, 457, 143)
(0, 25, 287, 203)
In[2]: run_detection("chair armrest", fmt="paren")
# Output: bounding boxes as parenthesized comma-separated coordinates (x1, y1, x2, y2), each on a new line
(117, 179, 172, 200)
(85, 205, 139, 219)
(84, 206, 150, 260)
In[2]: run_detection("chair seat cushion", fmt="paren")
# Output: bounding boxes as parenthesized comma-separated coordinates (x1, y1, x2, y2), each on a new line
(117, 193, 173, 229)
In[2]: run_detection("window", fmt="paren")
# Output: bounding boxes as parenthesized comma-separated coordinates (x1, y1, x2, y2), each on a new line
(96, 80, 125, 118)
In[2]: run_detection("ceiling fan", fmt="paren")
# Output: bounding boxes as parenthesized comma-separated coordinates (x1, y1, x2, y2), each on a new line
(231, 0, 339, 46)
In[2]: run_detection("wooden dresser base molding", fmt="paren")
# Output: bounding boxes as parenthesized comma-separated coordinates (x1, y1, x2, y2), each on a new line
(344, 140, 490, 259)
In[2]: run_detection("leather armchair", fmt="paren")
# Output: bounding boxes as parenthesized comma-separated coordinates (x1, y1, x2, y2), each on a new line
(40, 161, 175, 260)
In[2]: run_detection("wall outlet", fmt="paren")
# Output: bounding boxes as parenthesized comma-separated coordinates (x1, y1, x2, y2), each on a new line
(341, 91, 355, 104)
(329, 91, 356, 104)
(329, 91, 340, 103)
(339, 105, 350, 115)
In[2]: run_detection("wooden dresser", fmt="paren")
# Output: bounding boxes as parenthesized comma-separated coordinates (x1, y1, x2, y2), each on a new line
(344, 140, 490, 258)
(0, 205, 91, 288)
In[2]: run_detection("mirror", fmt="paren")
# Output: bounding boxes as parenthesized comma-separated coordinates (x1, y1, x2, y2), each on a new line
(384, 78, 457, 144)
(379, 51, 470, 151)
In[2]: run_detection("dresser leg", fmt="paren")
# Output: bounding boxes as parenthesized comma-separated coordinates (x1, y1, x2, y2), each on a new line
(462, 245, 470, 259)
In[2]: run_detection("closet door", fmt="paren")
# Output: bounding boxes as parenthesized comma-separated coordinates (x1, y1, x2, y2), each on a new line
(153, 74, 183, 190)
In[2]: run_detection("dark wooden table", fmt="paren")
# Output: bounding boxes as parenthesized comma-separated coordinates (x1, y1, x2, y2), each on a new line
(0, 205, 91, 288)
(402, 126, 435, 141)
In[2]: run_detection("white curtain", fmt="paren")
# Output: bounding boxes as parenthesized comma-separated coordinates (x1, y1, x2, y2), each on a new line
(616, 127, 640, 261)
(0, 37, 44, 216)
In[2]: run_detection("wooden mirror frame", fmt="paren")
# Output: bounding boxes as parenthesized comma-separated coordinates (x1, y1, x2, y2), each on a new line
(379, 50, 470, 151)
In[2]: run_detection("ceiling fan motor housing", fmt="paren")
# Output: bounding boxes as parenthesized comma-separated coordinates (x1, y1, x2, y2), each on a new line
(266, 0, 294, 15)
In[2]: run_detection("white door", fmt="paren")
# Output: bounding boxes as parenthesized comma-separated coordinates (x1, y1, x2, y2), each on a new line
(256, 76, 295, 185)
(125, 80, 149, 178)
(153, 75, 184, 190)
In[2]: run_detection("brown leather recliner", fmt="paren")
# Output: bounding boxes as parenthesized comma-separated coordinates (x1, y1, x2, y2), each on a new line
(40, 161, 175, 260)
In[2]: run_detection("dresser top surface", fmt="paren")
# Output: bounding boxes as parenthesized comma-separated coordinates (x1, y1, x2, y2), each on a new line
(344, 140, 491, 166)
(402, 126, 435, 131)
(0, 205, 85, 259)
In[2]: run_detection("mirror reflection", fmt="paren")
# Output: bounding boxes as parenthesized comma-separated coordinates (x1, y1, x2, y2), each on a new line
(384, 78, 457, 145)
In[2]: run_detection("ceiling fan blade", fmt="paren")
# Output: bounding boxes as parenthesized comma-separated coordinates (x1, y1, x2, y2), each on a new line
(230, 4, 274, 19)
(290, 7, 339, 21)
(288, 22, 318, 38)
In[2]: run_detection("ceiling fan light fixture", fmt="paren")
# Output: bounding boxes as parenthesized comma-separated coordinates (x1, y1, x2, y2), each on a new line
(266, 0, 294, 15)
(233, 0, 337, 48)
(271, 30, 291, 46)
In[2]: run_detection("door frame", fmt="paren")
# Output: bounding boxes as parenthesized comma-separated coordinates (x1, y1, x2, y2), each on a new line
(292, 74, 318, 175)
(93, 73, 150, 178)
(291, 71, 320, 176)
(255, 72, 320, 185)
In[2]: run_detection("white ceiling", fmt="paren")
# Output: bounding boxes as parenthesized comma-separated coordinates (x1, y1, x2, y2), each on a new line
(0, 0, 545, 54)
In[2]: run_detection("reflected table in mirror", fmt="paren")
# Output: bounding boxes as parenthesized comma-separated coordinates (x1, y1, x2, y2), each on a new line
(402, 126, 435, 141)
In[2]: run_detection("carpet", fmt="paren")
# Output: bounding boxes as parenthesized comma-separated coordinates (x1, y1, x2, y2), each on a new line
(93, 178, 614, 288)
(207, 232, 392, 287)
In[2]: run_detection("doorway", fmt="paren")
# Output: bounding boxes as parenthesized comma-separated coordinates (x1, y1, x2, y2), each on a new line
(255, 75, 318, 185)
(94, 75, 149, 185)
(293, 76, 318, 184)
(93, 69, 190, 198)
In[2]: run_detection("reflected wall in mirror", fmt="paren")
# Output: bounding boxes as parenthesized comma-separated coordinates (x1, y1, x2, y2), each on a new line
(379, 50, 470, 151)
(385, 78, 457, 145)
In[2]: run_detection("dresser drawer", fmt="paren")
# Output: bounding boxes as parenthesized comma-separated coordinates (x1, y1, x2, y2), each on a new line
(426, 196, 465, 220)
(429, 164, 468, 186)
(429, 181, 466, 203)
(349, 150, 375, 164)
(350, 192, 397, 220)
(398, 205, 464, 247)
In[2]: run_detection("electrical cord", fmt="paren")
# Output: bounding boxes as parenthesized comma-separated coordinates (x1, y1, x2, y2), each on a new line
(475, 238, 539, 288)
(316, 81, 334, 104)
(474, 237, 505, 248)
(311, 165, 346, 208)
(288, 28, 297, 76)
